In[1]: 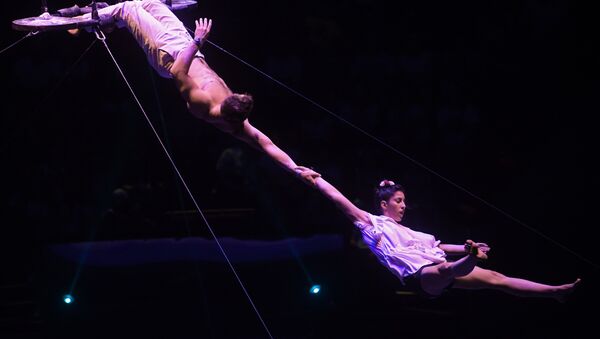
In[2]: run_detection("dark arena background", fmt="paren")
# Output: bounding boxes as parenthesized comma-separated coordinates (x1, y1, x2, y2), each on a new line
(1, 1, 598, 338)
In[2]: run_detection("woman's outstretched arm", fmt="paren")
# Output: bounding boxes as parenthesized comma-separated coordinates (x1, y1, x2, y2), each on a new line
(296, 167, 370, 225)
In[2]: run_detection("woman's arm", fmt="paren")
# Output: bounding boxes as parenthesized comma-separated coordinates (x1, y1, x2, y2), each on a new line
(439, 242, 490, 255)
(438, 244, 468, 255)
(310, 174, 370, 225)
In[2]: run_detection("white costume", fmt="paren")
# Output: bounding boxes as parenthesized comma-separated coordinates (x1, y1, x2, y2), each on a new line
(354, 213, 446, 284)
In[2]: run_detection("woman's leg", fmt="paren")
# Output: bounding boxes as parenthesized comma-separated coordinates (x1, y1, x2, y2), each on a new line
(418, 255, 480, 296)
(453, 266, 580, 302)
(418, 240, 490, 296)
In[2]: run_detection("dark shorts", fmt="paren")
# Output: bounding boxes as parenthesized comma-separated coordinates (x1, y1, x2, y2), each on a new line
(403, 263, 454, 299)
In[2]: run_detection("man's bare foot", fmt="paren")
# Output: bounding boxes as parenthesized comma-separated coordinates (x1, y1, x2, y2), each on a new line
(465, 239, 488, 260)
(67, 28, 81, 36)
(66, 13, 116, 36)
(555, 278, 581, 303)
(56, 2, 109, 17)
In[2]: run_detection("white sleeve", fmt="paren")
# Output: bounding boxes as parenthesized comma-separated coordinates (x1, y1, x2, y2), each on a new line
(354, 213, 384, 247)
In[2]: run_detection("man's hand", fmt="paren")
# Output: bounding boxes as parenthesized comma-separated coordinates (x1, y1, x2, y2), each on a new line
(194, 18, 212, 43)
(294, 166, 321, 186)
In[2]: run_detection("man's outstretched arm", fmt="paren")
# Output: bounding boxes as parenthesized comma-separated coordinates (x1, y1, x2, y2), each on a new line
(234, 121, 322, 186)
(234, 120, 298, 171)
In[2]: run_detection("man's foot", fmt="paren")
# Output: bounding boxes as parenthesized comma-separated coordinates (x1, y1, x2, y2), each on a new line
(56, 2, 109, 17)
(66, 13, 115, 35)
(67, 28, 81, 36)
(79, 2, 110, 14)
(56, 4, 81, 17)
(465, 240, 488, 260)
(555, 278, 581, 303)
(163, 0, 198, 12)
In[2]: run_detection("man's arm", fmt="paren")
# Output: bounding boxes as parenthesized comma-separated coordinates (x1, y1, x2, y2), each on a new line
(171, 18, 210, 77)
(170, 40, 199, 84)
(233, 122, 322, 186)
(234, 120, 298, 172)
(171, 18, 210, 101)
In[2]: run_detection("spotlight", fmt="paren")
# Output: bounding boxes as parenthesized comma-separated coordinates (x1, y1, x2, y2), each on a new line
(63, 294, 74, 304)
(309, 284, 321, 294)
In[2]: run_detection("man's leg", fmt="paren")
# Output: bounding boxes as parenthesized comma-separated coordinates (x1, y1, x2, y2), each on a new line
(78, 1, 174, 77)
(138, 0, 191, 39)
(135, 0, 203, 74)
(92, 1, 167, 52)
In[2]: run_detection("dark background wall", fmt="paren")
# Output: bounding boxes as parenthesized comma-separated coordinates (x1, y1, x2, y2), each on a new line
(0, 1, 597, 338)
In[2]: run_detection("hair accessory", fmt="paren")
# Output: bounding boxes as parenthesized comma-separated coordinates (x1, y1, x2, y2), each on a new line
(379, 180, 395, 187)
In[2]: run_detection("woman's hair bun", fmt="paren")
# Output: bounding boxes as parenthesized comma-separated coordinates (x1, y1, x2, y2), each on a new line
(379, 180, 396, 187)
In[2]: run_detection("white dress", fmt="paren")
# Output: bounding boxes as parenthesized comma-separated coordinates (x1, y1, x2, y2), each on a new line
(354, 213, 446, 284)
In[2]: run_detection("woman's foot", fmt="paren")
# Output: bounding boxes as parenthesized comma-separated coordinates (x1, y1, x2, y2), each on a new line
(555, 278, 581, 303)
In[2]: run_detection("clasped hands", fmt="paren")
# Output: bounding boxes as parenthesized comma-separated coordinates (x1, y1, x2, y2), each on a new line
(294, 166, 321, 186)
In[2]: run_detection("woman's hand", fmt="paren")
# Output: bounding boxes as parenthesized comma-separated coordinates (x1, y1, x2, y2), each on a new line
(476, 242, 491, 254)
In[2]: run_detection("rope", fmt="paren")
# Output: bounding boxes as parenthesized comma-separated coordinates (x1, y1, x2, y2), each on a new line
(37, 39, 97, 109)
(94, 28, 275, 339)
(146, 64, 216, 337)
(196, 34, 598, 269)
(0, 31, 38, 55)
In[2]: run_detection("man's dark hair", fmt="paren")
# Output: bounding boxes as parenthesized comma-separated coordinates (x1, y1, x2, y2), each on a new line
(373, 180, 405, 214)
(221, 93, 254, 122)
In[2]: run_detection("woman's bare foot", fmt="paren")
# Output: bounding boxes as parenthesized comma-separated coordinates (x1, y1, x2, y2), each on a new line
(555, 278, 581, 303)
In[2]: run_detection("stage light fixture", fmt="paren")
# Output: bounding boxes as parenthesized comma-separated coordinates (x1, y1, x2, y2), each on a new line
(63, 294, 74, 304)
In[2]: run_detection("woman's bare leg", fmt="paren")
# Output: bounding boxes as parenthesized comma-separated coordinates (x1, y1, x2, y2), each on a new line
(419, 255, 480, 296)
(418, 241, 487, 296)
(453, 266, 581, 302)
